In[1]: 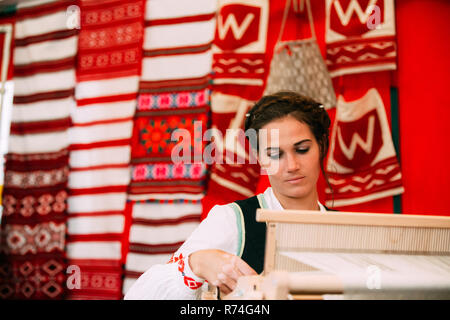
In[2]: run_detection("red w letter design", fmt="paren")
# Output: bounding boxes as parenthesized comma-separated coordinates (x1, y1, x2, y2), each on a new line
(334, 109, 383, 170)
(330, 0, 384, 37)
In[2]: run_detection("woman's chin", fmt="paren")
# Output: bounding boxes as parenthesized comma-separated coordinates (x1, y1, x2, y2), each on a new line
(283, 187, 311, 200)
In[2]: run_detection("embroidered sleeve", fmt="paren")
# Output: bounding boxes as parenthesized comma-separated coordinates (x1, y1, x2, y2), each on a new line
(167, 252, 203, 290)
(124, 204, 238, 299)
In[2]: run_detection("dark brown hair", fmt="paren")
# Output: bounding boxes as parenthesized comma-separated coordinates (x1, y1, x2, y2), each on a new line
(245, 91, 331, 179)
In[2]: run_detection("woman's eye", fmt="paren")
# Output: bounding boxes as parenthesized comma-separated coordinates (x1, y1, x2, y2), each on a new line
(296, 148, 309, 154)
(268, 153, 281, 159)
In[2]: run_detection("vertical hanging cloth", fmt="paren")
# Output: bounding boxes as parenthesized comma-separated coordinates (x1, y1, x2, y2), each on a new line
(323, 0, 403, 208)
(325, 0, 397, 78)
(122, 0, 215, 295)
(211, 0, 271, 102)
(0, 0, 78, 299)
(201, 0, 279, 219)
(0, 6, 15, 210)
(128, 0, 214, 202)
(325, 72, 404, 208)
(67, 0, 145, 300)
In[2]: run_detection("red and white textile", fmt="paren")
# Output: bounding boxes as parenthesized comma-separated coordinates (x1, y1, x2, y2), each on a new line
(66, 0, 145, 299)
(202, 0, 289, 219)
(77, 0, 143, 82)
(122, 201, 202, 295)
(128, 0, 215, 201)
(325, 73, 404, 207)
(0, 11, 15, 199)
(123, 0, 216, 295)
(0, 0, 77, 299)
(211, 0, 270, 102)
(201, 92, 261, 220)
(325, 0, 397, 77)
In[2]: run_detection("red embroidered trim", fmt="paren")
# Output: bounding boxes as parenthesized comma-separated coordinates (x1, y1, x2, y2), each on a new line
(167, 253, 203, 290)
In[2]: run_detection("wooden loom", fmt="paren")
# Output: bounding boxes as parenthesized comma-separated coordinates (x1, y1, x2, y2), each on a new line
(210, 209, 450, 300)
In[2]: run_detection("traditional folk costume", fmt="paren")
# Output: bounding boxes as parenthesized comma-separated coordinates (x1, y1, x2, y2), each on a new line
(124, 187, 326, 300)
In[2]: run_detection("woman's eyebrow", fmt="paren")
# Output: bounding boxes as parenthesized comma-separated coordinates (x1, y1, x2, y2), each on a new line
(294, 139, 312, 146)
(265, 139, 312, 151)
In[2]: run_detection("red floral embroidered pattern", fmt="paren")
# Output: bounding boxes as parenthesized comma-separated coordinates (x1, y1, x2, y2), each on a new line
(77, 0, 145, 81)
(132, 163, 206, 181)
(2, 191, 68, 217)
(4, 167, 69, 189)
(133, 113, 208, 159)
(137, 89, 209, 110)
(167, 253, 203, 290)
(139, 119, 173, 154)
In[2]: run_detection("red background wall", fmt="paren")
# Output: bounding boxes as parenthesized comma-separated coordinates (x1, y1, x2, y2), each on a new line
(396, 0, 450, 216)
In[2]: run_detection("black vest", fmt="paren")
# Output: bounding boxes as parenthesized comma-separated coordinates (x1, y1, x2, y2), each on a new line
(234, 196, 266, 274)
(232, 196, 335, 274)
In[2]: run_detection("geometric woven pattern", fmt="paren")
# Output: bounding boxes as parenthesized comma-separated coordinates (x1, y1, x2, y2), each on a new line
(265, 39, 336, 109)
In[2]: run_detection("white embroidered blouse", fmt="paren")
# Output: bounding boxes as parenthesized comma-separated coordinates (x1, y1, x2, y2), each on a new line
(124, 187, 326, 300)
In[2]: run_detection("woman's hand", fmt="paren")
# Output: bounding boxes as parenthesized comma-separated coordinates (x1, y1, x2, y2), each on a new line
(189, 249, 257, 295)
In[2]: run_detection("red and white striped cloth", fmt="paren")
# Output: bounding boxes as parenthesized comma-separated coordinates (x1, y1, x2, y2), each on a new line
(0, 0, 77, 299)
(122, 201, 202, 294)
(66, 0, 145, 300)
(122, 0, 216, 295)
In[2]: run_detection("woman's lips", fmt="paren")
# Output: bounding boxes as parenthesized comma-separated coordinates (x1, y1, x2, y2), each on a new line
(286, 176, 305, 183)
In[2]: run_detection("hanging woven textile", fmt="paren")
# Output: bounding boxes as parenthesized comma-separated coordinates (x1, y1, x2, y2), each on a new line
(325, 73, 404, 207)
(325, 0, 397, 77)
(201, 0, 278, 219)
(66, 0, 145, 300)
(0, 0, 77, 299)
(122, 0, 215, 295)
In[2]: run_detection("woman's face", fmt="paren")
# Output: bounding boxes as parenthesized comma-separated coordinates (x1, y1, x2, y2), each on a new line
(258, 115, 321, 201)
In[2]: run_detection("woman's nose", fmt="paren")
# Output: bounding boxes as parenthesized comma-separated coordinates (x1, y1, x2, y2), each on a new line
(286, 152, 300, 172)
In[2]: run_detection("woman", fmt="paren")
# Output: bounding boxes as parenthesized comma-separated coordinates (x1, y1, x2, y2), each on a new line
(124, 91, 332, 300)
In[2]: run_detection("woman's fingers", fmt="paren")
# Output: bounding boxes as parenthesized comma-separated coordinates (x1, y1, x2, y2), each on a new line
(234, 256, 258, 276)
(213, 274, 234, 295)
(220, 256, 257, 285)
(222, 261, 242, 280)
(191, 250, 257, 296)
(217, 256, 258, 296)
(219, 272, 237, 291)
(218, 283, 232, 295)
